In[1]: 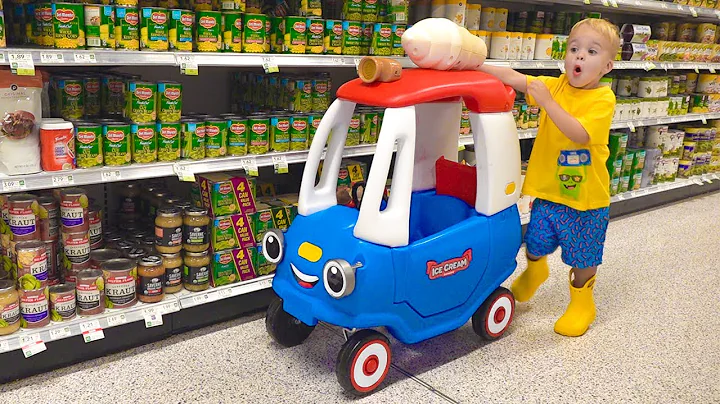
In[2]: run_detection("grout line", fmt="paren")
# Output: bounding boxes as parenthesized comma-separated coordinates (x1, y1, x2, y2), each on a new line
(319, 322, 460, 403)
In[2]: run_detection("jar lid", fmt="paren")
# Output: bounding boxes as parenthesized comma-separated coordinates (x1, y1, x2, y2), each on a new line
(101, 258, 136, 272)
(49, 283, 75, 294)
(15, 240, 46, 250)
(185, 250, 209, 257)
(60, 187, 86, 197)
(127, 247, 147, 259)
(185, 207, 208, 216)
(41, 121, 73, 130)
(8, 193, 37, 203)
(157, 207, 181, 217)
(0, 280, 15, 293)
(37, 196, 57, 205)
(161, 252, 181, 259)
(140, 255, 163, 267)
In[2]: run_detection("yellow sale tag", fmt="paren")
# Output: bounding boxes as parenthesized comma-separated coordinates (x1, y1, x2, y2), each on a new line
(348, 164, 364, 182)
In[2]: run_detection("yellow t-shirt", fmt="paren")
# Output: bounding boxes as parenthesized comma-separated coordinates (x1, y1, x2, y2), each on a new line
(523, 74, 616, 211)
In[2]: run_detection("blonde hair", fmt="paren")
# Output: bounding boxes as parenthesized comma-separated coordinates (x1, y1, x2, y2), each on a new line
(570, 18, 621, 57)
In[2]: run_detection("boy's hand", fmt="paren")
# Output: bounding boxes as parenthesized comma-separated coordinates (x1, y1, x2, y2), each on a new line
(527, 79, 553, 108)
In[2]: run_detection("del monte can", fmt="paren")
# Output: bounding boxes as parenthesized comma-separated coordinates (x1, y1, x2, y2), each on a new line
(169, 9, 193, 51)
(141, 7, 169, 51)
(196, 10, 221, 52)
(127, 81, 157, 123)
(53, 3, 85, 49)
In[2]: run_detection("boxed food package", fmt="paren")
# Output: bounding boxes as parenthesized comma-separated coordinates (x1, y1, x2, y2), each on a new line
(196, 173, 257, 217)
(211, 247, 256, 287)
(248, 246, 276, 277)
(211, 213, 255, 251)
(609, 131, 629, 160)
(318, 159, 368, 208)
(249, 201, 292, 244)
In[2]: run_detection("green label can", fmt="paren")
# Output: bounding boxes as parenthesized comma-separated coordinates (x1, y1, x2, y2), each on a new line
(35, 4, 54, 47)
(342, 0, 362, 21)
(248, 116, 270, 155)
(157, 81, 182, 123)
(58, 78, 84, 120)
(306, 19, 324, 54)
(127, 81, 157, 123)
(101, 75, 125, 117)
(83, 76, 101, 119)
(264, 16, 272, 53)
(204, 119, 228, 157)
(290, 115, 308, 151)
(371, 22, 392, 55)
(301, 0, 322, 17)
(294, 79, 313, 113)
(362, 0, 379, 22)
(242, 13, 266, 53)
(169, 9, 193, 51)
(324, 20, 342, 55)
(270, 16, 284, 53)
(392, 24, 405, 56)
(347, 113, 361, 146)
(115, 7, 140, 50)
(85, 5, 115, 49)
(308, 115, 320, 143)
(227, 117, 248, 156)
(53, 2, 85, 49)
(196, 10, 222, 52)
(157, 122, 181, 161)
(181, 119, 205, 160)
(311, 78, 329, 112)
(223, 11, 243, 52)
(270, 115, 290, 152)
(103, 122, 132, 166)
(75, 123, 103, 168)
(361, 22, 372, 55)
(360, 111, 378, 144)
(342, 20, 362, 55)
(283, 16, 306, 54)
(131, 123, 157, 163)
(141, 7, 169, 51)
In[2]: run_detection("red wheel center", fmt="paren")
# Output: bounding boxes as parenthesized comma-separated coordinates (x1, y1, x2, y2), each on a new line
(363, 355, 379, 376)
(494, 307, 506, 324)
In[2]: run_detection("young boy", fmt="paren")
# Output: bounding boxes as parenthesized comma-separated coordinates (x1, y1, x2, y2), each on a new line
(479, 18, 620, 337)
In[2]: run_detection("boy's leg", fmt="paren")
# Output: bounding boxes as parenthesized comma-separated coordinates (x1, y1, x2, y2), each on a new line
(554, 206, 609, 337)
(512, 199, 558, 302)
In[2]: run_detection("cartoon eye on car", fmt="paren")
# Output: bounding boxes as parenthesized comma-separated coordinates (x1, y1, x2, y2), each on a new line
(263, 67, 523, 396)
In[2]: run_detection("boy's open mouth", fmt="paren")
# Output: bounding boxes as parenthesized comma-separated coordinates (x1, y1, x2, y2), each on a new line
(573, 65, 582, 76)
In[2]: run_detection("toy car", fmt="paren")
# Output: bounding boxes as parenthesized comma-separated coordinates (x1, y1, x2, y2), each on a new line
(263, 68, 523, 396)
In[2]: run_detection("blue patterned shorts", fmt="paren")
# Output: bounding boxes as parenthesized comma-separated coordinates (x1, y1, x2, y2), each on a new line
(525, 199, 610, 269)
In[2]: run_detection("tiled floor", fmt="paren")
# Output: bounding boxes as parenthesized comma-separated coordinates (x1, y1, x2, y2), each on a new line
(1, 193, 719, 403)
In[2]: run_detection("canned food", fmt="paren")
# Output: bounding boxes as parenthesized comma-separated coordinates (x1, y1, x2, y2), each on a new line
(227, 116, 248, 156)
(158, 81, 182, 122)
(195, 10, 221, 52)
(115, 6, 140, 50)
(283, 16, 306, 54)
(223, 11, 243, 52)
(242, 13, 265, 53)
(392, 24, 406, 56)
(89, 207, 103, 249)
(8, 194, 39, 242)
(90, 248, 122, 270)
(127, 81, 157, 123)
(157, 122, 181, 161)
(53, 2, 85, 49)
(141, 7, 169, 51)
(306, 18, 324, 54)
(38, 196, 59, 242)
(15, 240, 48, 289)
(57, 77, 84, 120)
(83, 76, 102, 119)
(270, 16, 284, 53)
(343, 0, 362, 21)
(85, 4, 115, 49)
(101, 75, 126, 117)
(371, 22, 392, 56)
(308, 115, 320, 143)
(49, 283, 76, 321)
(264, 15, 272, 53)
(103, 122, 132, 166)
(312, 78, 329, 112)
(290, 115, 308, 151)
(45, 240, 61, 285)
(270, 115, 291, 152)
(131, 123, 158, 163)
(34, 3, 54, 47)
(248, 116, 270, 154)
(181, 119, 206, 159)
(101, 258, 137, 309)
(116, 0, 139, 6)
(169, 9, 193, 51)
(204, 118, 228, 157)
(63, 230, 91, 274)
(324, 20, 342, 55)
(19, 287, 49, 328)
(294, 79, 312, 112)
(75, 123, 104, 168)
(76, 268, 104, 315)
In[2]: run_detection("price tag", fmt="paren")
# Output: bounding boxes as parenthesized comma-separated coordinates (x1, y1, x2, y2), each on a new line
(331, 57, 345, 65)
(173, 163, 195, 182)
(0, 340, 9, 352)
(219, 288, 233, 299)
(702, 116, 708, 124)
(458, 144, 466, 151)
(616, 193, 625, 201)
(558, 62, 566, 73)
(272, 155, 289, 174)
(22, 340, 47, 358)
(693, 178, 704, 186)
(74, 53, 97, 63)
(262, 56, 279, 74)
(193, 294, 210, 305)
(627, 122, 636, 132)
(711, 67, 717, 74)
(177, 55, 198, 75)
(259, 277, 273, 289)
(634, 189, 649, 197)
(695, 66, 700, 74)
(143, 308, 163, 328)
(535, 62, 544, 69)
(80, 320, 105, 343)
(159, 301, 179, 315)
(689, 7, 698, 17)
(100, 170, 121, 182)
(241, 158, 259, 176)
(661, 2, 668, 8)
(52, 174, 74, 187)
(106, 313, 127, 327)
(8, 53, 35, 76)
(601, 0, 609, 6)
(40, 52, 64, 64)
(645, 62, 655, 71)
(584, 0, 590, 4)
(661, 63, 668, 71)
(354, 58, 362, 67)
(2, 178, 27, 192)
(677, 4, 684, 11)
(49, 326, 72, 340)
(610, 0, 618, 7)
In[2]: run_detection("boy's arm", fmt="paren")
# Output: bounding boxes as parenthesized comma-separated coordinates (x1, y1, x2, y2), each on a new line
(527, 79, 590, 144)
(478, 65, 528, 93)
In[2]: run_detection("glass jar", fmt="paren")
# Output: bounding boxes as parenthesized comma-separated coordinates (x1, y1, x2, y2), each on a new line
(183, 207, 210, 252)
(183, 250, 210, 292)
(0, 280, 20, 335)
(150, 190, 172, 218)
(119, 183, 142, 221)
(161, 253, 183, 294)
(155, 207, 183, 254)
(138, 256, 165, 303)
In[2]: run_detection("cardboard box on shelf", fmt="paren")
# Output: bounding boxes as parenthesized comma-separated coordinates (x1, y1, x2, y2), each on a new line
(197, 173, 257, 217)
(211, 247, 256, 287)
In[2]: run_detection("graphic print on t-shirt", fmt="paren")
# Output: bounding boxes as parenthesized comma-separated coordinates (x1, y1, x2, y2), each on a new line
(556, 149, 591, 200)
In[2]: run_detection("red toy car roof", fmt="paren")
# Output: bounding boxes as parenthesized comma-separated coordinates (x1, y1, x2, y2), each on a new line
(336, 69, 516, 113)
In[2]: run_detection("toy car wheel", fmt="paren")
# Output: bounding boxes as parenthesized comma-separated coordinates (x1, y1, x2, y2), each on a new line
(265, 297, 315, 348)
(336, 329, 392, 396)
(472, 287, 515, 341)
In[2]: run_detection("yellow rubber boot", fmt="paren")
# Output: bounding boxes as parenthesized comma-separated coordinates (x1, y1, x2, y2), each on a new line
(511, 256, 549, 302)
(554, 275, 597, 337)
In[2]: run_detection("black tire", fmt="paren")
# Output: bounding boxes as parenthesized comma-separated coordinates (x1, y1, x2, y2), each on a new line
(265, 297, 315, 348)
(472, 287, 515, 341)
(336, 329, 392, 396)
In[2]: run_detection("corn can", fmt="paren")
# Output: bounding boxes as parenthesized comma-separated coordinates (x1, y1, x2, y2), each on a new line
(223, 11, 242, 52)
(193, 0, 213, 12)
(169, 9, 193, 51)
(195, 10, 221, 52)
(53, 2, 85, 49)
(270, 16, 284, 53)
(85, 4, 115, 49)
(140, 7, 168, 51)
(283, 16, 306, 54)
(159, 0, 181, 8)
(306, 18, 324, 54)
(324, 19, 342, 55)
(242, 13, 265, 53)
(115, 6, 140, 50)
(34, 3, 54, 47)
(116, 0, 139, 6)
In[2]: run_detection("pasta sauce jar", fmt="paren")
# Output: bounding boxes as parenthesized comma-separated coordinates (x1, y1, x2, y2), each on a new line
(138, 255, 165, 303)
(102, 258, 138, 309)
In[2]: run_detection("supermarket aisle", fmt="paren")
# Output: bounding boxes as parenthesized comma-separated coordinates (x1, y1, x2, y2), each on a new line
(1, 193, 719, 404)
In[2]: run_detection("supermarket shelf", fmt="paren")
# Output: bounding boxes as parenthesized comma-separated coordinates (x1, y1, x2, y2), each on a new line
(176, 275, 274, 309)
(524, 0, 720, 21)
(611, 173, 720, 203)
(610, 112, 720, 130)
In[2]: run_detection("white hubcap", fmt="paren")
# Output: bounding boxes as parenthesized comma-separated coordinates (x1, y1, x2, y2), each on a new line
(487, 296, 513, 335)
(352, 341, 389, 390)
